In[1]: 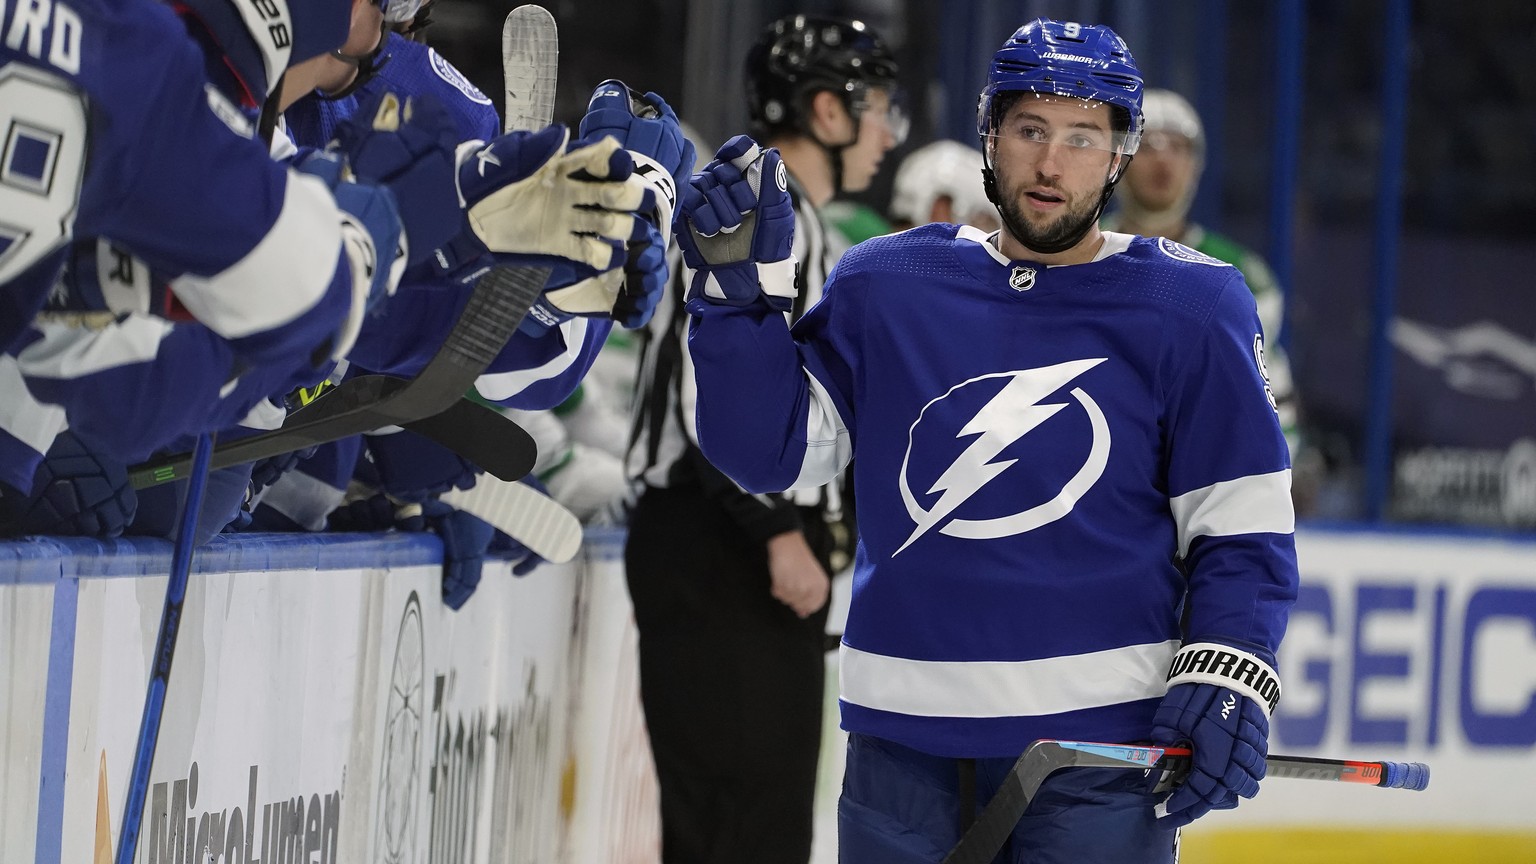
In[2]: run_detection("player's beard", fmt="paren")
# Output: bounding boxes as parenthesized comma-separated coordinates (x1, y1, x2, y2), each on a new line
(998, 181, 1103, 254)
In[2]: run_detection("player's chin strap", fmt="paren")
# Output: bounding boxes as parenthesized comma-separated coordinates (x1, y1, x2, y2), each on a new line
(257, 73, 284, 147)
(321, 25, 392, 101)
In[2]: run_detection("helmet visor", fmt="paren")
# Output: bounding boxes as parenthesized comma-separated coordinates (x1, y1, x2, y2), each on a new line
(981, 92, 1138, 161)
(854, 86, 911, 148)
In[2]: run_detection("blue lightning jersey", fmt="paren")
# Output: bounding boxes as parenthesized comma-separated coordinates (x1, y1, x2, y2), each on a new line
(0, 0, 366, 489)
(0, 0, 355, 359)
(688, 225, 1298, 758)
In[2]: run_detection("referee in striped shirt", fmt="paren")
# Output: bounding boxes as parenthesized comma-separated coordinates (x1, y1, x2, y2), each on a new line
(623, 15, 905, 864)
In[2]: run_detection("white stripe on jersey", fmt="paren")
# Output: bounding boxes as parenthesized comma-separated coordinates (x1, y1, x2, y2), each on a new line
(839, 640, 1178, 719)
(0, 354, 67, 454)
(474, 317, 590, 402)
(19, 314, 172, 377)
(168, 170, 343, 340)
(1169, 469, 1295, 557)
(787, 368, 851, 491)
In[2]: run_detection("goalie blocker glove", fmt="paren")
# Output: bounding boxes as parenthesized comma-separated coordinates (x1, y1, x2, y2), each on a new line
(677, 135, 798, 313)
(1151, 641, 1283, 829)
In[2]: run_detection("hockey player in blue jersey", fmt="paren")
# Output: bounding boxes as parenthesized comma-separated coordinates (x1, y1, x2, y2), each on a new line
(1, 0, 656, 540)
(679, 18, 1298, 863)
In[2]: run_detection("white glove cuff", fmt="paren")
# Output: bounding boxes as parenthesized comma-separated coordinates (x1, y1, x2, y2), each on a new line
(757, 257, 798, 303)
(628, 150, 676, 249)
(332, 212, 380, 361)
(1166, 642, 1282, 717)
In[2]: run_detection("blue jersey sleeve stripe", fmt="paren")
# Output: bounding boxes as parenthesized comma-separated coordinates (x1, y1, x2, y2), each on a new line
(838, 639, 1177, 719)
(168, 171, 342, 339)
(1169, 468, 1295, 557)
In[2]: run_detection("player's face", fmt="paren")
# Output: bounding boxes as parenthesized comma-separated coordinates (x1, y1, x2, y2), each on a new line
(840, 88, 900, 193)
(988, 95, 1122, 251)
(1123, 130, 1198, 213)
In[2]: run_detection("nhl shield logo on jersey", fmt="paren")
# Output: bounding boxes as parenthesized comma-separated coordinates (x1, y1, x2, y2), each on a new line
(895, 358, 1112, 555)
(1009, 265, 1037, 291)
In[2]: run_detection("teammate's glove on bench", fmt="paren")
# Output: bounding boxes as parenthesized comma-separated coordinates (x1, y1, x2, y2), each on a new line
(328, 90, 462, 269)
(446, 125, 655, 336)
(677, 135, 797, 313)
(565, 80, 697, 329)
(1151, 641, 1282, 828)
(0, 432, 136, 538)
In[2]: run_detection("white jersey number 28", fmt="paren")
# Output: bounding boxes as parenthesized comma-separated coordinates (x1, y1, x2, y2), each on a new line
(0, 63, 87, 284)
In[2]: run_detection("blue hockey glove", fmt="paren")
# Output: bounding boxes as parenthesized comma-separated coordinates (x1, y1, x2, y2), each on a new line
(1151, 642, 1281, 828)
(365, 429, 478, 503)
(327, 90, 463, 267)
(0, 431, 136, 537)
(676, 135, 797, 311)
(490, 528, 546, 577)
(611, 217, 668, 328)
(386, 498, 494, 610)
(294, 149, 406, 302)
(578, 80, 696, 243)
(530, 81, 696, 330)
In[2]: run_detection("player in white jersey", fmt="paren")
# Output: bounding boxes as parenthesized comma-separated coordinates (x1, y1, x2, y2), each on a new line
(888, 139, 999, 233)
(676, 18, 1298, 863)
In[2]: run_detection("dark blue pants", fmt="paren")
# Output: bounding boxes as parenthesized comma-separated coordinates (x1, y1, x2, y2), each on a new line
(838, 734, 1179, 864)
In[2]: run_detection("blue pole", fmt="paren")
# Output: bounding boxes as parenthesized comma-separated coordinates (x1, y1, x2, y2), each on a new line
(1267, 0, 1304, 355)
(1364, 0, 1412, 521)
(1192, 0, 1228, 232)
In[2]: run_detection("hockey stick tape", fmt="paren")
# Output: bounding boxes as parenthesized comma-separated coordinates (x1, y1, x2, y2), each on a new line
(1166, 642, 1282, 717)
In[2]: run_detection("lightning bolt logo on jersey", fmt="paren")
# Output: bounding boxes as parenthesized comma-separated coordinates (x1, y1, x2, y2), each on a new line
(897, 358, 1109, 554)
(685, 222, 1298, 758)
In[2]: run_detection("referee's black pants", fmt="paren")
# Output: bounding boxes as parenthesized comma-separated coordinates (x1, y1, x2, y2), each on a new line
(625, 485, 833, 864)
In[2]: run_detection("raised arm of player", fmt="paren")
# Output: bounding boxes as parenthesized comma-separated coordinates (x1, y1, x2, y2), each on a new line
(679, 136, 856, 494)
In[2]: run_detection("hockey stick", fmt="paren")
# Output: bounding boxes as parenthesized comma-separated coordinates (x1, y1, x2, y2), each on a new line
(943, 739, 1430, 864)
(502, 5, 558, 135)
(412, 4, 583, 563)
(440, 473, 582, 562)
(127, 264, 546, 489)
(116, 432, 214, 864)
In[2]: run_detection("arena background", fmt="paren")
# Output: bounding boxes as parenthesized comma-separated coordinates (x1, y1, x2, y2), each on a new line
(4, 2, 1534, 863)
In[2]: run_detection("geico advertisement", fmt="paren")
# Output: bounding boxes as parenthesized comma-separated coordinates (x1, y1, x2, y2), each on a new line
(1217, 528, 1536, 828)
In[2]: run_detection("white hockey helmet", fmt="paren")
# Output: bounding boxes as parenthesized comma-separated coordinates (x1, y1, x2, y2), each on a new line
(889, 140, 992, 227)
(1140, 89, 1205, 158)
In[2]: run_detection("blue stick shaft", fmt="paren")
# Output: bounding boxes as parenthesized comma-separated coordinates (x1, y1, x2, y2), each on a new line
(115, 433, 213, 864)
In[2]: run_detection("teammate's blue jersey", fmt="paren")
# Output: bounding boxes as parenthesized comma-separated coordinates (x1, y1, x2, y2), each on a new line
(286, 33, 610, 411)
(0, 0, 364, 490)
(689, 225, 1298, 758)
(286, 33, 499, 147)
(0, 0, 354, 360)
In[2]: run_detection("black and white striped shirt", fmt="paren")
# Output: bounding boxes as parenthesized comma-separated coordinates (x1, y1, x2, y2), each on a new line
(626, 174, 837, 540)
